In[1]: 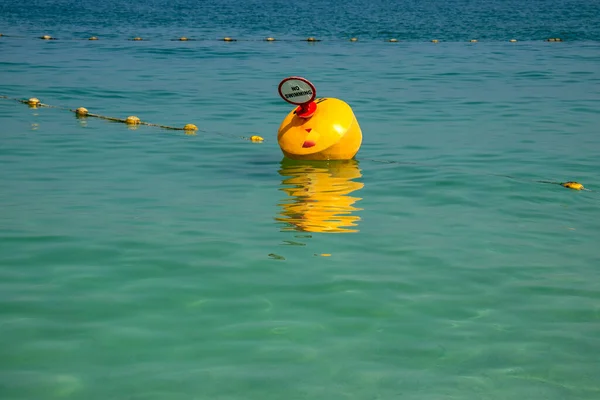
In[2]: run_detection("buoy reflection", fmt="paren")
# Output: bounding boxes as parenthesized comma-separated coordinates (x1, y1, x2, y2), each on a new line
(276, 159, 364, 233)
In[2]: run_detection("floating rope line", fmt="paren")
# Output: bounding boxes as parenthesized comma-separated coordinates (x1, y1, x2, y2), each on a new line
(366, 159, 590, 191)
(0, 33, 567, 43)
(1, 95, 587, 190)
(0, 95, 264, 143)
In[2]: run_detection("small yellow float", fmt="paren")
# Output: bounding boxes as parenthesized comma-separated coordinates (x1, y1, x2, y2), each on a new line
(277, 76, 362, 161)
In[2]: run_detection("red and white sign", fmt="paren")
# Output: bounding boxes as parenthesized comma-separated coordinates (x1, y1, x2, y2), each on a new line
(278, 77, 317, 105)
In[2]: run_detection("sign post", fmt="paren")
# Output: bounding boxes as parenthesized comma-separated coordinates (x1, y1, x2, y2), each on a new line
(278, 77, 317, 118)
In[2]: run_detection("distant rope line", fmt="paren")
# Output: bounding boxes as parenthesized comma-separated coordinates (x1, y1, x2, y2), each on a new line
(0, 33, 567, 43)
(0, 95, 264, 142)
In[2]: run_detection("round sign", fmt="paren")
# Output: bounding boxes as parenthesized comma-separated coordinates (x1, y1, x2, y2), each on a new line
(278, 77, 317, 105)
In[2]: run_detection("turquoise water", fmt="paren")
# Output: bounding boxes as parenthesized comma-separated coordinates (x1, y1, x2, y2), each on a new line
(2, 1, 600, 399)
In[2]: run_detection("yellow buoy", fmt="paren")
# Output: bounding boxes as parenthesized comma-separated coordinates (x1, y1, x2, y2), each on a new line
(223, 37, 235, 42)
(28, 97, 40, 106)
(277, 77, 362, 161)
(179, 37, 189, 41)
(277, 98, 362, 160)
(132, 37, 143, 41)
(350, 37, 358, 42)
(510, 39, 517, 42)
(125, 116, 141, 125)
(431, 39, 439, 43)
(41, 35, 52, 40)
(561, 181, 584, 190)
(250, 135, 264, 142)
(75, 107, 88, 116)
(89, 36, 98, 40)
(306, 37, 318, 42)
(183, 123, 198, 131)
(265, 37, 276, 42)
(470, 39, 478, 43)
(388, 38, 398, 42)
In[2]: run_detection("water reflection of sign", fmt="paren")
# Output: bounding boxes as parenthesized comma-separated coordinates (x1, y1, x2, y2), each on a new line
(276, 159, 364, 233)
(278, 77, 317, 105)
